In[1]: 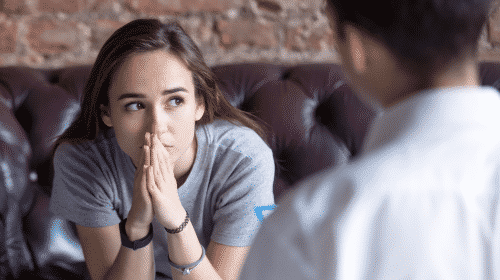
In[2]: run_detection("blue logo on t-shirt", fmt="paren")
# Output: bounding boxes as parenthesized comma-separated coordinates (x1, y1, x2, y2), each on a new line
(254, 205, 277, 222)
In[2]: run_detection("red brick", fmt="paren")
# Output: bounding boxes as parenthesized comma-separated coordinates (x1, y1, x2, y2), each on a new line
(178, 17, 214, 45)
(18, 53, 44, 66)
(285, 27, 306, 51)
(124, 0, 241, 15)
(309, 27, 335, 50)
(38, 0, 89, 13)
(299, 0, 324, 9)
(1, 0, 32, 15)
(0, 16, 17, 53)
(256, 0, 282, 13)
(489, 7, 500, 45)
(285, 26, 334, 52)
(256, 0, 323, 12)
(91, 0, 119, 12)
(488, 3, 500, 46)
(27, 19, 79, 54)
(92, 19, 126, 49)
(218, 19, 277, 49)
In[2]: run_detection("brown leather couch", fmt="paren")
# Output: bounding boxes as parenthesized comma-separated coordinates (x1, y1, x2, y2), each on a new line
(1, 62, 499, 279)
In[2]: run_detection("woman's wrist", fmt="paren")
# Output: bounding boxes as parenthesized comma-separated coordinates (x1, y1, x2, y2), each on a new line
(120, 218, 154, 250)
(125, 219, 152, 241)
(165, 211, 189, 234)
(164, 206, 188, 230)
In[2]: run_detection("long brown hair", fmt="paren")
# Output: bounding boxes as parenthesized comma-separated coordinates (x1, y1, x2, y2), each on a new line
(53, 19, 267, 152)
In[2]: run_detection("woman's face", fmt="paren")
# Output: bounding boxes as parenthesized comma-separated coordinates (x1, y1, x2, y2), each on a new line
(101, 50, 205, 168)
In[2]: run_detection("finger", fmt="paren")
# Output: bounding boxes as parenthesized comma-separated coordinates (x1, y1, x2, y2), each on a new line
(148, 166, 159, 201)
(145, 131, 151, 147)
(142, 165, 150, 200)
(144, 145, 151, 167)
(151, 133, 157, 168)
(153, 133, 167, 170)
(153, 134, 165, 179)
(147, 165, 157, 195)
(160, 139, 173, 174)
(149, 132, 156, 160)
(146, 132, 152, 166)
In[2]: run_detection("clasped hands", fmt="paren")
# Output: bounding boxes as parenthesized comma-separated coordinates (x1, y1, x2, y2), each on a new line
(126, 132, 186, 237)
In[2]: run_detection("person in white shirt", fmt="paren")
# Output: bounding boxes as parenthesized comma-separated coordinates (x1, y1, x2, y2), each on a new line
(239, 0, 500, 279)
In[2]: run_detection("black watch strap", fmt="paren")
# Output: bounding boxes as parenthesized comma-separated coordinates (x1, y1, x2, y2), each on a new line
(119, 218, 154, 251)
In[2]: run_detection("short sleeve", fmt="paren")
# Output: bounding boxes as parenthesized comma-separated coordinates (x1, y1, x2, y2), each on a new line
(49, 142, 121, 228)
(210, 131, 276, 247)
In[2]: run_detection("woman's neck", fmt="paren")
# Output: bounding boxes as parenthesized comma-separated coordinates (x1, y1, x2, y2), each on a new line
(381, 58, 479, 109)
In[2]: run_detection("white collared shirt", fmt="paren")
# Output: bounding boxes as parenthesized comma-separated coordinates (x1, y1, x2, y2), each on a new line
(240, 86, 500, 280)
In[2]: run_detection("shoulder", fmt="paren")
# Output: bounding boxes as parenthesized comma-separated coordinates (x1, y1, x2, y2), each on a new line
(241, 166, 354, 279)
(276, 164, 355, 224)
(199, 119, 272, 161)
(274, 152, 392, 233)
(50, 129, 126, 227)
(54, 140, 94, 168)
(53, 128, 120, 169)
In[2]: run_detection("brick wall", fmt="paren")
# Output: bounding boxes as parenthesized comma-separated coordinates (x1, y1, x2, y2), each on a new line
(0, 0, 499, 68)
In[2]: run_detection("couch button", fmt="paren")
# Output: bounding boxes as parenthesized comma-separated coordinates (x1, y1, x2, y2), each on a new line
(29, 171, 38, 182)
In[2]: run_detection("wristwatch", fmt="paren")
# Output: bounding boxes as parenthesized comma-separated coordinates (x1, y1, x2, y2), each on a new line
(119, 218, 154, 251)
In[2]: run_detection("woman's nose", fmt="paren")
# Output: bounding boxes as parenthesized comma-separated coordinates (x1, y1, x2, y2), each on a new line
(148, 105, 169, 135)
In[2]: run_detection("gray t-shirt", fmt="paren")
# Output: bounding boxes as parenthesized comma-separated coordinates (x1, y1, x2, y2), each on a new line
(49, 119, 275, 279)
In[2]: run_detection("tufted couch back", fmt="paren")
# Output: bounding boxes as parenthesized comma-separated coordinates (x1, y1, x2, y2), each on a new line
(1, 62, 500, 279)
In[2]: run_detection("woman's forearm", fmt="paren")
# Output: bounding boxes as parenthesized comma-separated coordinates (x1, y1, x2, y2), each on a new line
(102, 226, 155, 280)
(167, 221, 223, 280)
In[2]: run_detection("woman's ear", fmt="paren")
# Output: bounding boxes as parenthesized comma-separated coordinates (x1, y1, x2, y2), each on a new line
(194, 96, 205, 121)
(100, 104, 113, 127)
(344, 25, 367, 74)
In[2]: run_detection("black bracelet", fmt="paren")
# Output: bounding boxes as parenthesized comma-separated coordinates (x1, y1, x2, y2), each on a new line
(119, 218, 154, 250)
(164, 211, 190, 234)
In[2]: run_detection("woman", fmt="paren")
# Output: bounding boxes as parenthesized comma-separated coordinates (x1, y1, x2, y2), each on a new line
(49, 19, 275, 280)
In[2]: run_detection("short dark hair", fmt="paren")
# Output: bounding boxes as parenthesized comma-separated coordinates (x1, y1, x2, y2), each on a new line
(53, 19, 267, 152)
(326, 0, 492, 73)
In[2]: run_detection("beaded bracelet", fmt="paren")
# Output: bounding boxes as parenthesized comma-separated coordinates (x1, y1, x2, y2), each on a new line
(164, 211, 190, 234)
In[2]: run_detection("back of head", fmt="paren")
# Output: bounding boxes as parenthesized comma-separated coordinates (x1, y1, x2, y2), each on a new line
(326, 0, 492, 74)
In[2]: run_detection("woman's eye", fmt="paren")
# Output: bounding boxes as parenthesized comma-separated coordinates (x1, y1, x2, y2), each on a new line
(168, 97, 183, 107)
(125, 102, 144, 111)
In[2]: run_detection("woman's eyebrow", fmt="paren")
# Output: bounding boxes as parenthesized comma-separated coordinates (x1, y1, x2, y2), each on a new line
(164, 87, 188, 94)
(117, 87, 188, 101)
